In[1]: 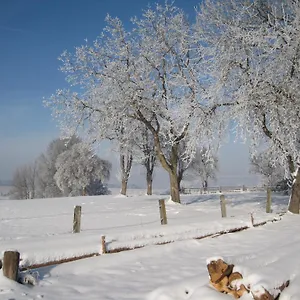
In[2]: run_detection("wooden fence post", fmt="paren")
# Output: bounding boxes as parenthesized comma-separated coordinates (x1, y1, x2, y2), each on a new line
(159, 199, 168, 225)
(101, 236, 107, 254)
(3, 251, 20, 281)
(250, 212, 254, 226)
(220, 194, 227, 218)
(73, 205, 82, 233)
(266, 188, 272, 213)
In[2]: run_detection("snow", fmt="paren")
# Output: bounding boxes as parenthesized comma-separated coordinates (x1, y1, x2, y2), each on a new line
(1, 190, 299, 299)
(0, 186, 11, 200)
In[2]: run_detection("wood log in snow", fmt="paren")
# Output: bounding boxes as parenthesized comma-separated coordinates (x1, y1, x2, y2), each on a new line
(206, 258, 289, 299)
(251, 281, 290, 300)
(207, 258, 245, 298)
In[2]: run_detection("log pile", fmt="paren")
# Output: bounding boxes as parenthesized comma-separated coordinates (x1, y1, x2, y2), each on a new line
(207, 258, 290, 299)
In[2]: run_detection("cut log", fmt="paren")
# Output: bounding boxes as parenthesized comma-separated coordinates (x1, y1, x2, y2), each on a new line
(251, 286, 275, 300)
(251, 280, 290, 300)
(207, 259, 241, 298)
(228, 272, 242, 285)
(228, 272, 248, 298)
(206, 258, 289, 299)
(207, 259, 233, 283)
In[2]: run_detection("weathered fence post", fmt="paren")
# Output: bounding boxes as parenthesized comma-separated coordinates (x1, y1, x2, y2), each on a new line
(159, 199, 168, 225)
(3, 251, 20, 281)
(101, 236, 107, 254)
(73, 205, 82, 233)
(250, 212, 254, 226)
(220, 194, 227, 218)
(266, 188, 272, 213)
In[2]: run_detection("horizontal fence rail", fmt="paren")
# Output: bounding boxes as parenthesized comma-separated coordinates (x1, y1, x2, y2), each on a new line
(181, 186, 266, 194)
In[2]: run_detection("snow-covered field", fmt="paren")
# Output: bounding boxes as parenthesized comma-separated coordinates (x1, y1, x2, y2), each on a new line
(1, 190, 299, 300)
(0, 186, 11, 200)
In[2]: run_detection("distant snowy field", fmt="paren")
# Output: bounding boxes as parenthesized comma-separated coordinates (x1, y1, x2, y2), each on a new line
(1, 190, 299, 300)
(0, 185, 11, 200)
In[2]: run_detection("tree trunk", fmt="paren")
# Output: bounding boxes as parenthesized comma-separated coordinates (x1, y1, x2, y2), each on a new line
(151, 133, 181, 203)
(288, 168, 300, 214)
(177, 171, 183, 192)
(146, 173, 153, 195)
(119, 153, 132, 196)
(170, 171, 180, 203)
(121, 178, 128, 196)
(203, 179, 208, 192)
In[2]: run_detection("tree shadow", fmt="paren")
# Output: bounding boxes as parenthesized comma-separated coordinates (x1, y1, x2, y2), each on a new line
(181, 194, 222, 205)
(20, 264, 58, 284)
(181, 192, 289, 213)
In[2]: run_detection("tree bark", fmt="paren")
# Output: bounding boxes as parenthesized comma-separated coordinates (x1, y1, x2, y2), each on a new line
(170, 171, 180, 203)
(155, 141, 181, 203)
(288, 168, 300, 214)
(119, 153, 132, 196)
(146, 173, 153, 195)
(121, 178, 128, 196)
(177, 170, 183, 192)
(203, 179, 208, 192)
(143, 154, 155, 196)
(158, 142, 181, 203)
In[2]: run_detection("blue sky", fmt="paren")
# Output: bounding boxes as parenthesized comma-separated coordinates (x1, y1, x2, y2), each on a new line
(0, 0, 259, 186)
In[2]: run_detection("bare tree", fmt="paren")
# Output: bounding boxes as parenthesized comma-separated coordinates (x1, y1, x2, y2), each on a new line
(10, 161, 38, 199)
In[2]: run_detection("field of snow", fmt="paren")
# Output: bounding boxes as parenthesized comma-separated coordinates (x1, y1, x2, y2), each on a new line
(1, 190, 299, 300)
(0, 186, 11, 200)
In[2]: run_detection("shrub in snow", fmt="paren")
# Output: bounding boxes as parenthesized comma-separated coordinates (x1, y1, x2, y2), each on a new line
(86, 179, 111, 195)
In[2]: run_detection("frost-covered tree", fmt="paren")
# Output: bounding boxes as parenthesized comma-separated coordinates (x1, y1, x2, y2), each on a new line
(187, 147, 218, 191)
(36, 136, 81, 198)
(118, 150, 133, 196)
(113, 118, 135, 196)
(198, 0, 300, 212)
(54, 143, 111, 196)
(46, 3, 219, 203)
(250, 151, 288, 191)
(131, 124, 156, 195)
(174, 140, 193, 192)
(10, 161, 38, 200)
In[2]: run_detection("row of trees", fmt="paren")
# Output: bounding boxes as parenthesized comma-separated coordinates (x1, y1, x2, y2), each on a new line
(10, 137, 111, 199)
(46, 1, 300, 212)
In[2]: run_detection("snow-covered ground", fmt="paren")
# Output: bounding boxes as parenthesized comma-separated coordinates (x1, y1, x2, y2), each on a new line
(0, 186, 11, 200)
(1, 190, 298, 300)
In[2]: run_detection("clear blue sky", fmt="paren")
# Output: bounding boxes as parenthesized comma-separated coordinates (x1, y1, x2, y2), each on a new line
(0, 0, 259, 186)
